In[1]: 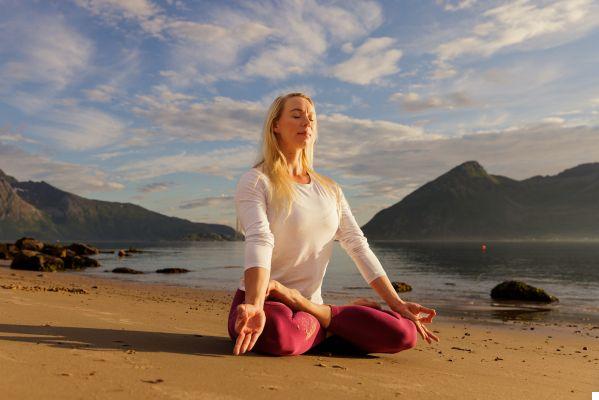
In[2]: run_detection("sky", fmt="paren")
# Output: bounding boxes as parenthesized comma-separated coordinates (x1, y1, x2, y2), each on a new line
(0, 0, 598, 228)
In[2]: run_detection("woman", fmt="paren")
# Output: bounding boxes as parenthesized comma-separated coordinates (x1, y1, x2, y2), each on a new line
(228, 92, 439, 356)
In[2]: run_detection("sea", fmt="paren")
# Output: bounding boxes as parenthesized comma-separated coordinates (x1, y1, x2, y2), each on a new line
(78, 240, 599, 325)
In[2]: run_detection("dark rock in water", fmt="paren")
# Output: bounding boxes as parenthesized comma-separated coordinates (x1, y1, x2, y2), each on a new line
(491, 280, 558, 303)
(64, 255, 100, 270)
(392, 281, 413, 293)
(112, 267, 144, 274)
(15, 237, 44, 252)
(42, 244, 67, 258)
(156, 268, 190, 274)
(68, 243, 99, 256)
(127, 247, 144, 253)
(117, 249, 130, 257)
(10, 251, 64, 272)
(0, 243, 13, 260)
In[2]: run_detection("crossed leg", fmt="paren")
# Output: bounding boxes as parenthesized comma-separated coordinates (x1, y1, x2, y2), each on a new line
(227, 283, 418, 356)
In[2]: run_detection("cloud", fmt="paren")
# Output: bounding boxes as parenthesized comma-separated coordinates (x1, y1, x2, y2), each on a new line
(389, 91, 475, 112)
(138, 181, 175, 193)
(432, 0, 599, 79)
(179, 195, 234, 210)
(331, 37, 402, 85)
(76, 0, 384, 85)
(0, 14, 92, 93)
(116, 145, 257, 181)
(0, 141, 124, 194)
(83, 84, 118, 103)
(436, 0, 477, 12)
(132, 92, 265, 142)
(31, 106, 127, 151)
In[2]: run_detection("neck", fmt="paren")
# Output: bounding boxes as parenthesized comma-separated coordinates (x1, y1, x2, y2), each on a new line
(282, 149, 305, 177)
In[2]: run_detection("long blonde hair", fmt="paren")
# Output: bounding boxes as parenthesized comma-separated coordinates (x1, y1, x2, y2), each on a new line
(236, 92, 341, 235)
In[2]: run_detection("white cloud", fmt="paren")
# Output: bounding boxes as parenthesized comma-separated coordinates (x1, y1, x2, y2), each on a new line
(433, 0, 599, 79)
(74, 0, 165, 35)
(0, 142, 124, 193)
(116, 145, 257, 181)
(0, 15, 92, 92)
(83, 84, 118, 102)
(389, 91, 475, 112)
(31, 106, 127, 151)
(436, 0, 477, 12)
(331, 37, 402, 85)
(138, 181, 175, 193)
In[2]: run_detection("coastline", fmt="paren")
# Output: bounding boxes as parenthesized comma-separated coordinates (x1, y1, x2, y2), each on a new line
(0, 264, 597, 399)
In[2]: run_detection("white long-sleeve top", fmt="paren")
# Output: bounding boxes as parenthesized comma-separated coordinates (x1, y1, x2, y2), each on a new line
(235, 167, 387, 305)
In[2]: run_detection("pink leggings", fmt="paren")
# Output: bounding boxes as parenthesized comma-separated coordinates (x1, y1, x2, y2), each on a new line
(227, 289, 417, 356)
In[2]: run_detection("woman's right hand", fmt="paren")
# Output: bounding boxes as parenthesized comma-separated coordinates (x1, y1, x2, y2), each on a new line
(233, 303, 266, 355)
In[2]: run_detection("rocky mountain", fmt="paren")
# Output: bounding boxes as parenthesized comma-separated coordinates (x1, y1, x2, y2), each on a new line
(0, 169, 236, 241)
(361, 161, 599, 240)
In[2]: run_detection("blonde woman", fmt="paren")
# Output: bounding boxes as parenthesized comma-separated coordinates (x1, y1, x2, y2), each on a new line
(229, 93, 439, 356)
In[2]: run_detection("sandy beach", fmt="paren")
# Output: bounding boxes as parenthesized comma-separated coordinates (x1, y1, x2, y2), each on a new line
(0, 263, 597, 400)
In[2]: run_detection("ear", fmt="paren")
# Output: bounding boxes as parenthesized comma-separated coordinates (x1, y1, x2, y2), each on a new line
(273, 121, 279, 134)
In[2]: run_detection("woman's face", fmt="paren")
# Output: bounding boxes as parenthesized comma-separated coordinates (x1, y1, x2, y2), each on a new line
(273, 96, 315, 153)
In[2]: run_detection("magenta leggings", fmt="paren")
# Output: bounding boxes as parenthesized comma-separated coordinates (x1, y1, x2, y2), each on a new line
(227, 289, 417, 356)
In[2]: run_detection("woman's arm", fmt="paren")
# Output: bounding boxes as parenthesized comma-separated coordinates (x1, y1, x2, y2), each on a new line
(244, 266, 270, 308)
(370, 275, 439, 343)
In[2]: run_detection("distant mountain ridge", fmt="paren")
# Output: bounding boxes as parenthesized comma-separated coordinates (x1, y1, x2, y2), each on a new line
(362, 161, 599, 240)
(0, 169, 236, 241)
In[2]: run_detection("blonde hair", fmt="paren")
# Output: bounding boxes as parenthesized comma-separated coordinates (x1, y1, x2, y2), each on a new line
(236, 92, 341, 235)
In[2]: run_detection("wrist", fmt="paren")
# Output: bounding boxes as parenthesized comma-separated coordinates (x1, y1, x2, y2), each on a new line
(389, 297, 406, 309)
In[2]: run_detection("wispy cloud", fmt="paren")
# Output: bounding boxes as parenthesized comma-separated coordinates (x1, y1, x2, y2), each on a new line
(179, 195, 234, 210)
(389, 91, 475, 112)
(432, 0, 599, 79)
(331, 37, 402, 85)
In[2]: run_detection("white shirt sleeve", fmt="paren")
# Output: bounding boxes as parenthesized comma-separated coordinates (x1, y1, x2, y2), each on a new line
(334, 186, 388, 284)
(235, 170, 274, 272)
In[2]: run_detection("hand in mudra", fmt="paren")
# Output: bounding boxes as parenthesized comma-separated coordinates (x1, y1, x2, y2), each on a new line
(233, 303, 266, 355)
(392, 301, 439, 344)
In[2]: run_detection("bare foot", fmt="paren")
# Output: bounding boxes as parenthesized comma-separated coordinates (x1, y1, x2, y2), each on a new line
(349, 297, 382, 309)
(266, 280, 303, 310)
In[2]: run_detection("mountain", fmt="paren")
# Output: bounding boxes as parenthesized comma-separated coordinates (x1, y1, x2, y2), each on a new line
(0, 170, 236, 241)
(362, 161, 599, 240)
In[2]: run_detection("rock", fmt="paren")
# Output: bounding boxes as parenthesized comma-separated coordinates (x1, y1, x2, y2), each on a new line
(490, 280, 558, 303)
(112, 267, 144, 274)
(156, 268, 190, 274)
(117, 249, 130, 257)
(63, 255, 100, 270)
(42, 244, 67, 258)
(0, 243, 12, 260)
(127, 247, 144, 253)
(15, 237, 44, 252)
(392, 281, 412, 293)
(10, 251, 64, 272)
(67, 243, 99, 256)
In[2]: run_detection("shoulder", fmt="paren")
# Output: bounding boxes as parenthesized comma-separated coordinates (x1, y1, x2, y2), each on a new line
(236, 168, 271, 193)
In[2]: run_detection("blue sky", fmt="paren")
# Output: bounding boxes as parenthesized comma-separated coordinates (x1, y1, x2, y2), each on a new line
(1, 0, 598, 228)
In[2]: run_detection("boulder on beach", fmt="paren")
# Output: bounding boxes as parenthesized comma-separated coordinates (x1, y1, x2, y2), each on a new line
(68, 243, 99, 256)
(64, 255, 100, 270)
(392, 281, 413, 293)
(156, 268, 190, 274)
(42, 244, 67, 258)
(112, 267, 144, 274)
(10, 251, 64, 272)
(15, 237, 44, 252)
(490, 280, 558, 303)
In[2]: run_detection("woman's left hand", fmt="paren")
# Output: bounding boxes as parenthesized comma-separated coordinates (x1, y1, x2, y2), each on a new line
(392, 301, 439, 344)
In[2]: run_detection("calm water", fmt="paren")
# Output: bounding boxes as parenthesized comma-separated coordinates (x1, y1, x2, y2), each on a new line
(80, 241, 599, 324)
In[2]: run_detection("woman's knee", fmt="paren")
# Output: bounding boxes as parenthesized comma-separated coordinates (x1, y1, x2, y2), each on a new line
(256, 317, 306, 356)
(388, 320, 418, 353)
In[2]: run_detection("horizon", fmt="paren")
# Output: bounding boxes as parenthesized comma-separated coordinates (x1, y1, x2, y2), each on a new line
(1, 0, 598, 227)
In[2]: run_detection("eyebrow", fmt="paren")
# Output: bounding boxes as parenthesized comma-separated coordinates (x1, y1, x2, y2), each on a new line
(290, 108, 314, 114)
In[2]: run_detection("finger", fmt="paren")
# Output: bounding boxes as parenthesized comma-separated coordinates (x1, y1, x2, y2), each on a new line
(414, 321, 430, 344)
(240, 331, 253, 354)
(233, 332, 245, 355)
(422, 325, 440, 342)
(248, 330, 261, 351)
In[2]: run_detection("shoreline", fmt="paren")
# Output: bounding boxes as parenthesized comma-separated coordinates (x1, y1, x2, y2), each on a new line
(1, 265, 598, 399)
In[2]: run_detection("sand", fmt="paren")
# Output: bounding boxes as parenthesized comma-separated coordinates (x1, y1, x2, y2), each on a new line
(0, 263, 597, 399)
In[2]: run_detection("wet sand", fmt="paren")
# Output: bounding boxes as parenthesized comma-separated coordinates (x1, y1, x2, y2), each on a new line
(0, 263, 597, 399)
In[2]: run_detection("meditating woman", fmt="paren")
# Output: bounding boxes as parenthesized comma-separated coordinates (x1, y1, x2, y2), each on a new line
(228, 92, 439, 356)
